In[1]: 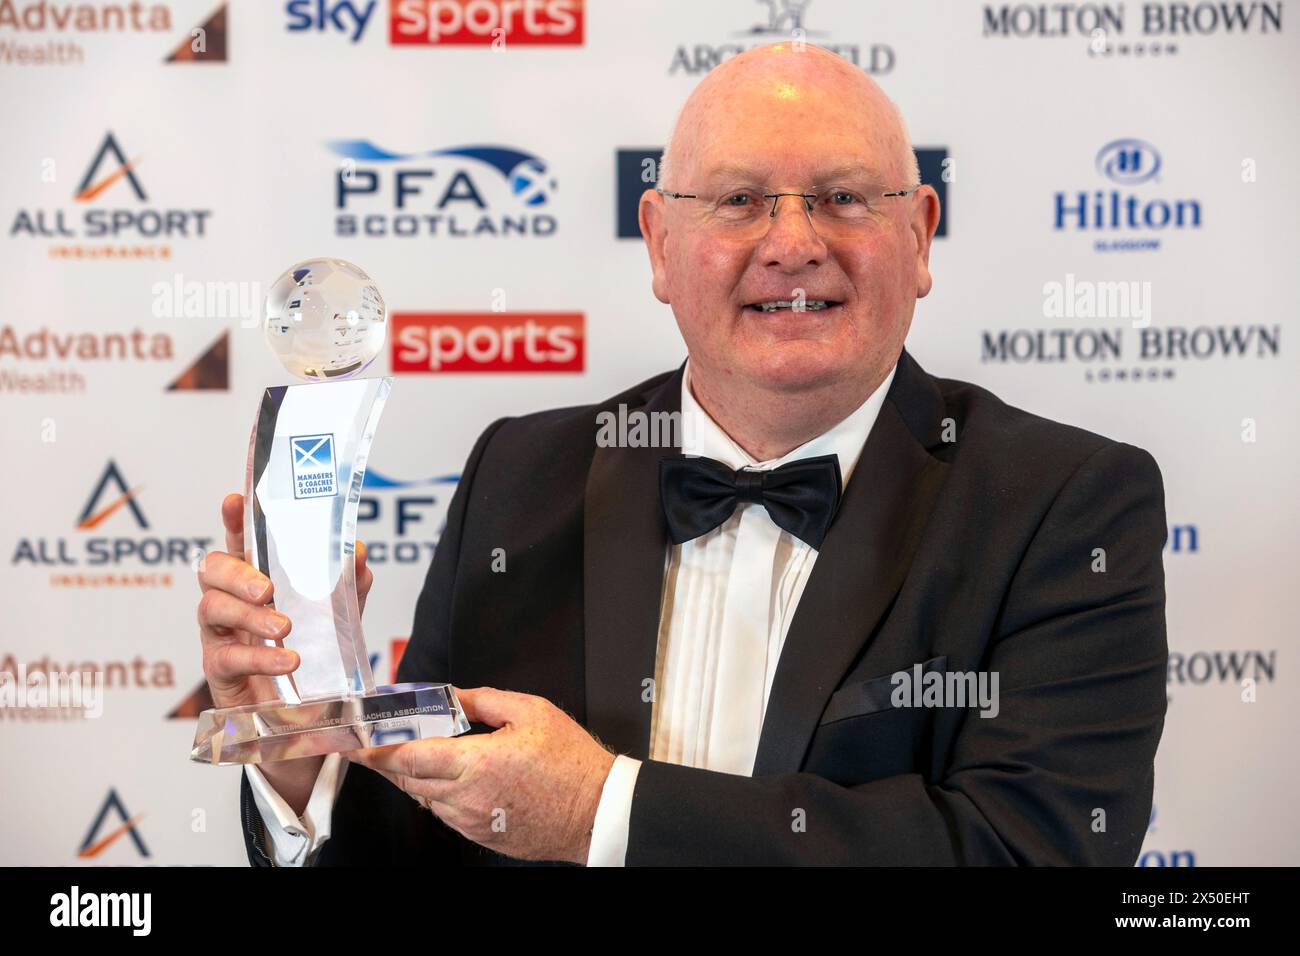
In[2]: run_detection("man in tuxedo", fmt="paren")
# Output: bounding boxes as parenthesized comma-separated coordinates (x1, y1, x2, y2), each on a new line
(196, 42, 1167, 866)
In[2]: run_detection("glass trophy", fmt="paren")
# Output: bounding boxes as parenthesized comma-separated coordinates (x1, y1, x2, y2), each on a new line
(190, 258, 469, 766)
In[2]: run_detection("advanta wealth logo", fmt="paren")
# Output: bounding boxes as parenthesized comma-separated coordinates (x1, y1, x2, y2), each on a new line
(329, 140, 558, 238)
(1054, 138, 1201, 252)
(0, 0, 171, 67)
(0, 322, 177, 395)
(0, 0, 227, 66)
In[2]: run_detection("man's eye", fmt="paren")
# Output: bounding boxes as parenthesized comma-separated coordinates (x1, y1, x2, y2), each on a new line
(721, 192, 753, 206)
(828, 190, 860, 205)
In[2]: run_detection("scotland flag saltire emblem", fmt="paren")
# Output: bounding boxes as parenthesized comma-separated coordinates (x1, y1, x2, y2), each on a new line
(290, 434, 338, 499)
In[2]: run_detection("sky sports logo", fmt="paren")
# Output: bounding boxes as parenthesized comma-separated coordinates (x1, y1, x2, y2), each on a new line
(392, 0, 585, 45)
(287, 0, 583, 45)
(392, 313, 583, 372)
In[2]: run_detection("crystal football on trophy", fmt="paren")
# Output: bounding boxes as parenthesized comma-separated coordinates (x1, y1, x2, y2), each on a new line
(190, 258, 469, 765)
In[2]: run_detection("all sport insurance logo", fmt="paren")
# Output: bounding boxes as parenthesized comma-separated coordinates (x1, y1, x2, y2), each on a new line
(392, 312, 583, 372)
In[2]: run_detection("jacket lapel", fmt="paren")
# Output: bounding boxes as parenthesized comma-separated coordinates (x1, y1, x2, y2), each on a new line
(583, 366, 683, 760)
(752, 348, 951, 775)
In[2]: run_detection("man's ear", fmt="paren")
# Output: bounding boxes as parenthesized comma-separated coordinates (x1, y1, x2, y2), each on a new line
(909, 185, 941, 299)
(639, 188, 672, 305)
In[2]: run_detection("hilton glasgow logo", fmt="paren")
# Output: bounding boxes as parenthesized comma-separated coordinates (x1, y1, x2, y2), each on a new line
(1055, 139, 1201, 252)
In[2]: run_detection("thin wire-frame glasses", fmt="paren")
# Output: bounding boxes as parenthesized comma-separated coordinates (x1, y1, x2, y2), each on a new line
(656, 182, 922, 238)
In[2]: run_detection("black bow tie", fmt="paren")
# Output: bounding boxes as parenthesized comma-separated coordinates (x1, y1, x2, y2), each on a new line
(659, 454, 843, 550)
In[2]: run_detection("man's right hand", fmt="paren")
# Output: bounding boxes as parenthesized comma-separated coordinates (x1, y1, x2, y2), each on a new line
(196, 492, 373, 816)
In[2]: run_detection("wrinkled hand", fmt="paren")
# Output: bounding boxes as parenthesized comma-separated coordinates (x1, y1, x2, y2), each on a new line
(348, 687, 617, 865)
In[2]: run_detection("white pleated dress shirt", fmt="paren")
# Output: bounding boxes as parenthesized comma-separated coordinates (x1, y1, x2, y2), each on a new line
(247, 357, 897, 867)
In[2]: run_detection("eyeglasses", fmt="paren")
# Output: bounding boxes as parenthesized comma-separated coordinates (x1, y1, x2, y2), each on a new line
(657, 181, 922, 239)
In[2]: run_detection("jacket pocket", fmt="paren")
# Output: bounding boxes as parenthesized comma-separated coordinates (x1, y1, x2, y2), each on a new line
(817, 655, 949, 726)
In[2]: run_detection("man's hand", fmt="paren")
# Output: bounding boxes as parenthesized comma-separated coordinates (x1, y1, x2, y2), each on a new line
(197, 491, 374, 815)
(197, 492, 374, 710)
(348, 687, 617, 865)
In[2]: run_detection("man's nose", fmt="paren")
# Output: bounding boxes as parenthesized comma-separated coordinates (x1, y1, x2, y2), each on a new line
(757, 195, 828, 269)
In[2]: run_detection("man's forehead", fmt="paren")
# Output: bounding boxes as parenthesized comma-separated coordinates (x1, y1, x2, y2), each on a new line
(696, 160, 891, 184)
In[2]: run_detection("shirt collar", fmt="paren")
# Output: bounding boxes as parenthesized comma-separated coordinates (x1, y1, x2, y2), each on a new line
(679, 356, 898, 489)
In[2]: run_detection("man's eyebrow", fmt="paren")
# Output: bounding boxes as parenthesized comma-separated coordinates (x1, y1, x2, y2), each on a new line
(699, 163, 769, 182)
(814, 163, 888, 182)
(700, 162, 888, 183)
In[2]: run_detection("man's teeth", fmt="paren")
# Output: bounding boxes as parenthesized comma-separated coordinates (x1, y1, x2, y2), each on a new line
(751, 300, 832, 312)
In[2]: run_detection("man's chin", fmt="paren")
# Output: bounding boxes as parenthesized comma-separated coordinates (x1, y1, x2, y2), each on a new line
(737, 344, 851, 394)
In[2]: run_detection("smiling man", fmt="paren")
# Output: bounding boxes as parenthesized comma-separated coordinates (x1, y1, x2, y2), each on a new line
(199, 41, 1168, 866)
(647, 52, 928, 463)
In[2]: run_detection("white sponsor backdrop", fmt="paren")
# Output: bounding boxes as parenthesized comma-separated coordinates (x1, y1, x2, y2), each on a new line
(0, 0, 1295, 865)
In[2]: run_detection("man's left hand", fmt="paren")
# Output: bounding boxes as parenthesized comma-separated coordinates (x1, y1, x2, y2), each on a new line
(347, 687, 617, 865)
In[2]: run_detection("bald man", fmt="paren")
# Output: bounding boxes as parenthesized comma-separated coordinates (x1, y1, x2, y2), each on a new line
(203, 42, 1168, 866)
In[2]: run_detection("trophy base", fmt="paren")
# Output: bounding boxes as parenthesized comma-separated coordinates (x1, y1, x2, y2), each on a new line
(189, 682, 470, 766)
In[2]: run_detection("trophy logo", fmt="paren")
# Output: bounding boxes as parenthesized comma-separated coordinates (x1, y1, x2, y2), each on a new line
(290, 434, 338, 499)
(190, 257, 469, 765)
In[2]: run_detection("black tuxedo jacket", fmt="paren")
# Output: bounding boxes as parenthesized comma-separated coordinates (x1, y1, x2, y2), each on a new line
(239, 347, 1168, 866)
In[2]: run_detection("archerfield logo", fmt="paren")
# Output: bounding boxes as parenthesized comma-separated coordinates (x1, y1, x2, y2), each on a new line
(391, 0, 584, 45)
(981, 2, 1283, 58)
(668, 0, 896, 77)
(9, 130, 213, 259)
(10, 459, 212, 587)
(0, 1, 228, 66)
(328, 140, 558, 238)
(392, 312, 583, 372)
